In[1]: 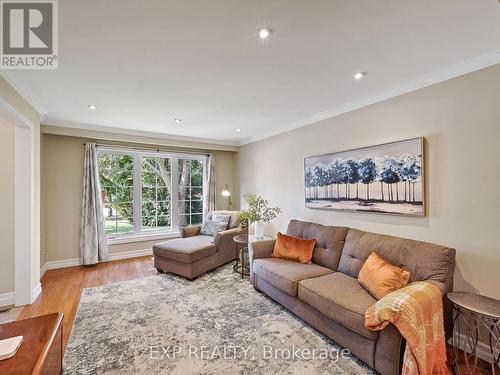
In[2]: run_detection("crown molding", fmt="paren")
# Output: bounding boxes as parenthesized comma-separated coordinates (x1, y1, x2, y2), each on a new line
(0, 70, 47, 116)
(239, 49, 500, 146)
(3, 49, 500, 148)
(42, 120, 239, 151)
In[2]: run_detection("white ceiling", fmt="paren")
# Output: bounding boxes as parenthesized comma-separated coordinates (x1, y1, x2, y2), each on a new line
(4, 0, 500, 145)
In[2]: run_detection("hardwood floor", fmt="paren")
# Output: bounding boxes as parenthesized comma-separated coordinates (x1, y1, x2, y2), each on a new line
(18, 256, 157, 352)
(17, 256, 498, 374)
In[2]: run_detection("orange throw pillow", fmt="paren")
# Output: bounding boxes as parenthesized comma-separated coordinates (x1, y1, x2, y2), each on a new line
(272, 232, 316, 264)
(358, 252, 410, 299)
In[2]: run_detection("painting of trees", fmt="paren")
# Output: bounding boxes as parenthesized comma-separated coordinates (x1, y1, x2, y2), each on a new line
(304, 138, 424, 216)
(359, 158, 377, 201)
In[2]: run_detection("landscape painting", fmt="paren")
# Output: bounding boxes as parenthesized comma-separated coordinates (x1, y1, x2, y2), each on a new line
(304, 138, 424, 216)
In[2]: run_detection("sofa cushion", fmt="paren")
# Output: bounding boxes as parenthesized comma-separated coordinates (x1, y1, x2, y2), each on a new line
(272, 232, 316, 264)
(206, 210, 241, 229)
(298, 272, 378, 340)
(153, 235, 216, 264)
(285, 220, 349, 270)
(338, 228, 456, 290)
(200, 220, 229, 236)
(253, 258, 333, 296)
(358, 252, 410, 299)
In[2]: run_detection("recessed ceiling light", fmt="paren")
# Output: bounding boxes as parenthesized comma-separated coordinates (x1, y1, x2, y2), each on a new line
(174, 118, 182, 123)
(258, 28, 272, 40)
(236, 128, 242, 133)
(352, 72, 367, 81)
(88, 104, 96, 111)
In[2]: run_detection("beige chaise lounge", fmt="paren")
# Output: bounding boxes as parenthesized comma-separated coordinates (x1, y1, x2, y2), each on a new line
(153, 210, 242, 280)
(249, 219, 456, 375)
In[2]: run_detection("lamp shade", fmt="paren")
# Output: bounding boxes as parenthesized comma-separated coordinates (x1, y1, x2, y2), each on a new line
(222, 184, 231, 197)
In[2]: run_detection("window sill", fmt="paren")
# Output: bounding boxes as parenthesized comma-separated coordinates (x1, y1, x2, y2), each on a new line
(107, 231, 180, 245)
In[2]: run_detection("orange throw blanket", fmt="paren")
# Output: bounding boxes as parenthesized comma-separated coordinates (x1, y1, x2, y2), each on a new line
(365, 281, 450, 375)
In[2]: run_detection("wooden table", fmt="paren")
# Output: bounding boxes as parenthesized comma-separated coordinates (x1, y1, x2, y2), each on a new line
(0, 313, 63, 375)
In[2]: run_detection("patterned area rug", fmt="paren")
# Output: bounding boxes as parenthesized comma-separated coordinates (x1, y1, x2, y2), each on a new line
(64, 265, 374, 374)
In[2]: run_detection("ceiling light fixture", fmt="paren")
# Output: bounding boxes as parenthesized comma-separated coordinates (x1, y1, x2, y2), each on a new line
(258, 28, 272, 40)
(88, 104, 96, 111)
(174, 118, 182, 123)
(352, 72, 367, 81)
(236, 128, 242, 132)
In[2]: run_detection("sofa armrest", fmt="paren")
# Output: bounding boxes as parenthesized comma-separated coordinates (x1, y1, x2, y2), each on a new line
(213, 227, 242, 248)
(248, 239, 275, 285)
(181, 226, 201, 238)
(249, 239, 275, 261)
(428, 280, 454, 341)
(213, 227, 247, 264)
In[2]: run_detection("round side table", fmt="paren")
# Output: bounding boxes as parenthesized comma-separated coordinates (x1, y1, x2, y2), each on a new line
(448, 292, 500, 374)
(233, 234, 272, 278)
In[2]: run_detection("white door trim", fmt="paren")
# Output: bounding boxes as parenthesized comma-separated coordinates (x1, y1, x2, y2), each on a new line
(0, 98, 39, 306)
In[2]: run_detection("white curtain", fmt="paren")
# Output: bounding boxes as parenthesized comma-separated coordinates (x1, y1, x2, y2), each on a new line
(80, 142, 108, 265)
(204, 153, 216, 217)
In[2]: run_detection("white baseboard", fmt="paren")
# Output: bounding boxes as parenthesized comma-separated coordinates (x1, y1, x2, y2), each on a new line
(31, 282, 42, 303)
(41, 248, 153, 272)
(40, 262, 48, 278)
(108, 248, 153, 261)
(448, 333, 492, 363)
(0, 292, 15, 308)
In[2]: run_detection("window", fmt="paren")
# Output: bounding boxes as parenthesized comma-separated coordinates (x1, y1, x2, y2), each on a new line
(178, 159, 204, 227)
(99, 154, 134, 236)
(141, 156, 172, 232)
(98, 148, 206, 239)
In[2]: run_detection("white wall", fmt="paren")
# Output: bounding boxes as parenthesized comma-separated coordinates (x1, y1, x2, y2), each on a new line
(0, 119, 15, 295)
(237, 64, 500, 299)
(0, 76, 41, 306)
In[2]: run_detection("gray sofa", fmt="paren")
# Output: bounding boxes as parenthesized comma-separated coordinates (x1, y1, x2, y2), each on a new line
(153, 210, 242, 280)
(249, 219, 456, 375)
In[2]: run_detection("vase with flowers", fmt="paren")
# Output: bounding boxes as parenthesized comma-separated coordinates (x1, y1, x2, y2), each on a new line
(239, 193, 282, 239)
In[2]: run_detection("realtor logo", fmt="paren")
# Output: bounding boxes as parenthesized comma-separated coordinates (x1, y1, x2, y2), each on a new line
(1, 0, 58, 69)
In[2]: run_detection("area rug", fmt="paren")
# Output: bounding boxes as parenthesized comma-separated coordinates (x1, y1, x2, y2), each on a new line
(64, 265, 374, 374)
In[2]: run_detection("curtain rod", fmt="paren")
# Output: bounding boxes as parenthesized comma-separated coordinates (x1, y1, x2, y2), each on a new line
(82, 142, 210, 156)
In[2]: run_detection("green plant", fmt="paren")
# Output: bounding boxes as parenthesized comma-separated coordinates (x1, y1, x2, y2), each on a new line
(239, 193, 282, 229)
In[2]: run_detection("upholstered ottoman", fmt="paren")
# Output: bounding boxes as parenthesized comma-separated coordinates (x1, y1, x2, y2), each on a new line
(153, 235, 218, 280)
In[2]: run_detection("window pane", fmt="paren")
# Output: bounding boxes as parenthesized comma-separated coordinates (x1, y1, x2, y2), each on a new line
(178, 200, 190, 215)
(142, 216, 157, 232)
(115, 155, 133, 186)
(141, 156, 172, 233)
(142, 187, 156, 201)
(177, 159, 205, 227)
(115, 202, 133, 223)
(179, 214, 189, 227)
(98, 153, 135, 236)
(191, 214, 203, 225)
(190, 187, 203, 201)
(157, 187, 170, 201)
(191, 160, 203, 174)
(116, 186, 133, 202)
(116, 218, 134, 234)
(178, 185, 189, 200)
(142, 172, 157, 187)
(157, 201, 170, 216)
(105, 217, 117, 235)
(191, 200, 203, 213)
(178, 173, 190, 188)
(157, 216, 170, 228)
(142, 201, 157, 216)
(191, 174, 203, 187)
